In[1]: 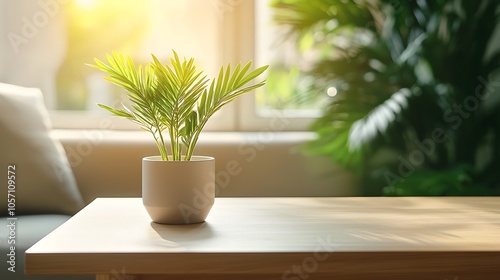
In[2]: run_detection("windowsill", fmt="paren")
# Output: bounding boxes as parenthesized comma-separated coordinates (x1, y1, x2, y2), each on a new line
(52, 129, 360, 198)
(51, 129, 318, 145)
(49, 109, 317, 132)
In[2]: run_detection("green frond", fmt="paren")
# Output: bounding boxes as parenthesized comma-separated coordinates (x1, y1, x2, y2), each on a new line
(97, 103, 133, 118)
(348, 88, 412, 151)
(272, 0, 500, 195)
(90, 50, 268, 161)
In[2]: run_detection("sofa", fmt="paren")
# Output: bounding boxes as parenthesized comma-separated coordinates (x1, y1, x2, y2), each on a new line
(0, 83, 359, 280)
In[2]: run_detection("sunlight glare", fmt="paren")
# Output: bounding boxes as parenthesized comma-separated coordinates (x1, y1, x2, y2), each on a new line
(327, 87, 338, 97)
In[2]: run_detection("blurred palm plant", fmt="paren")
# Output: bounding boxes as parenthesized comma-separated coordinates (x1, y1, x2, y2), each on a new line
(270, 0, 500, 195)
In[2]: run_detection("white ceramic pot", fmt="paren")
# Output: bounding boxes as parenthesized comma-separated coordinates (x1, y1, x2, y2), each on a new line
(142, 155, 215, 224)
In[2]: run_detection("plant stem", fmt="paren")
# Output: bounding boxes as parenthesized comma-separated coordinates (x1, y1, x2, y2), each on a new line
(185, 118, 210, 160)
(151, 116, 169, 160)
(168, 126, 179, 161)
(158, 131, 169, 160)
(151, 129, 168, 160)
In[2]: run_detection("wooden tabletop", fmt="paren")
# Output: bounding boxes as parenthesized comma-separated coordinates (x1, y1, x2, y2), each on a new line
(26, 197, 500, 280)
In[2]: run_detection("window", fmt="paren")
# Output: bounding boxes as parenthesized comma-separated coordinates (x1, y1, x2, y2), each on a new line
(0, 0, 319, 131)
(242, 0, 325, 130)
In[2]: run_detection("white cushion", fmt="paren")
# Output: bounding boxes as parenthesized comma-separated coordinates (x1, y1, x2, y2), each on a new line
(0, 83, 85, 215)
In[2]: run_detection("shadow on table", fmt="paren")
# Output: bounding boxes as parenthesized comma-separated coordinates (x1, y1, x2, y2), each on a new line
(149, 221, 216, 245)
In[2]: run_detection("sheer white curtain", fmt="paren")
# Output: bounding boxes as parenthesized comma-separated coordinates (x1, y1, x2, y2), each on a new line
(0, 0, 67, 109)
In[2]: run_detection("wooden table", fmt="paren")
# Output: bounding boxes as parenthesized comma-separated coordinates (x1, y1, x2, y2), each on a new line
(26, 197, 500, 280)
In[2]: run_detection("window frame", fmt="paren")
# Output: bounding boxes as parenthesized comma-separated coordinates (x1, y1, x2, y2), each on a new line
(236, 0, 317, 131)
(4, 0, 317, 132)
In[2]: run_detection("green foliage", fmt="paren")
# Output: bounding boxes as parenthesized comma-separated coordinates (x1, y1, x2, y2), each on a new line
(271, 0, 500, 195)
(90, 51, 268, 160)
(382, 164, 491, 196)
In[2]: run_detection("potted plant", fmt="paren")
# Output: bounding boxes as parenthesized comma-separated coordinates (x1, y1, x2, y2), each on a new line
(90, 51, 268, 224)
